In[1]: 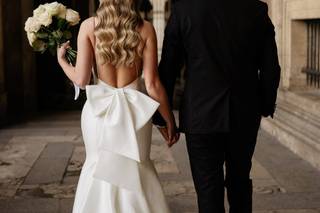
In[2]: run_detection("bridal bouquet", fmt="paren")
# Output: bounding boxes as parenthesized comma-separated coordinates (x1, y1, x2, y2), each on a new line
(24, 2, 80, 65)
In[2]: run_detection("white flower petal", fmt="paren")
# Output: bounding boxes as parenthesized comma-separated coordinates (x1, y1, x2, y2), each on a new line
(66, 9, 80, 26)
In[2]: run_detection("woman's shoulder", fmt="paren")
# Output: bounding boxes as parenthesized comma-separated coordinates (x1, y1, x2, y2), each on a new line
(80, 17, 96, 29)
(77, 17, 96, 38)
(139, 20, 156, 39)
(76, 17, 96, 46)
(78, 17, 98, 34)
(140, 20, 155, 32)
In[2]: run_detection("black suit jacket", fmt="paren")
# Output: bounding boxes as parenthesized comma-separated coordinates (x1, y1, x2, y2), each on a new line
(153, 0, 281, 134)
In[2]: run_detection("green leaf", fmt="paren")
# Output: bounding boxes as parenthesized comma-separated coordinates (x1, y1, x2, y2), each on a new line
(52, 30, 63, 40)
(57, 18, 68, 30)
(40, 26, 52, 34)
(48, 38, 56, 47)
(63, 31, 72, 40)
(36, 32, 49, 39)
(48, 46, 57, 56)
(32, 40, 47, 53)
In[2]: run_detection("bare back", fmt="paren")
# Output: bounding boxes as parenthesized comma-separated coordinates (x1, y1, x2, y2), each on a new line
(58, 15, 177, 145)
(89, 17, 147, 88)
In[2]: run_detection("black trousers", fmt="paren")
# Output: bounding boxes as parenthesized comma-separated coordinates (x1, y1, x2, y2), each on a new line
(185, 124, 260, 213)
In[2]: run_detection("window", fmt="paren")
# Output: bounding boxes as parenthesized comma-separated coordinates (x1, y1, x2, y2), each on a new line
(303, 19, 320, 88)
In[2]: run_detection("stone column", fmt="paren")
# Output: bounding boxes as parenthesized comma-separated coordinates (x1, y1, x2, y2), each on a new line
(269, 0, 285, 89)
(150, 0, 166, 59)
(89, 0, 97, 15)
(72, 0, 90, 20)
(21, 0, 37, 115)
(0, 0, 7, 124)
(2, 0, 24, 122)
(278, 0, 320, 90)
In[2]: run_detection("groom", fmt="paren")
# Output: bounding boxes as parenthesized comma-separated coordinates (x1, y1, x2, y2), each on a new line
(153, 0, 281, 212)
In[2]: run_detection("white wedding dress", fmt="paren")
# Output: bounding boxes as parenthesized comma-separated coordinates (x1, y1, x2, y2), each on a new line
(72, 77, 171, 213)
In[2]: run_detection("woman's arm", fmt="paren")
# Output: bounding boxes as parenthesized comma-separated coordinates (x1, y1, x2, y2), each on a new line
(142, 22, 179, 145)
(57, 18, 94, 89)
(154, 4, 184, 127)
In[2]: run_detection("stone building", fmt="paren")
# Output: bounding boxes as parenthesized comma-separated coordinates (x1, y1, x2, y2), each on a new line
(1, 0, 319, 169)
(149, 0, 171, 58)
(150, 0, 320, 170)
(260, 0, 320, 170)
(0, 0, 153, 126)
(0, 0, 99, 126)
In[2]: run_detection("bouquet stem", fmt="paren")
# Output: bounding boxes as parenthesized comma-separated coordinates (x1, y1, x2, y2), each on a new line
(66, 48, 77, 66)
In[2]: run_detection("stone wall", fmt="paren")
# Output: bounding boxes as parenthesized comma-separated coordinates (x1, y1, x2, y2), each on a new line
(0, 0, 6, 124)
(150, 0, 167, 59)
(2, 0, 25, 123)
(262, 0, 320, 169)
(0, 0, 42, 124)
(267, 0, 320, 91)
(0, 0, 96, 125)
(21, 0, 37, 116)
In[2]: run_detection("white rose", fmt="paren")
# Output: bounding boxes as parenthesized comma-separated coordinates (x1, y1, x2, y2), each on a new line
(45, 2, 67, 18)
(66, 9, 80, 26)
(27, 32, 37, 46)
(36, 11, 52, 27)
(33, 4, 53, 27)
(24, 17, 41, 33)
(33, 5, 46, 18)
(58, 7, 67, 19)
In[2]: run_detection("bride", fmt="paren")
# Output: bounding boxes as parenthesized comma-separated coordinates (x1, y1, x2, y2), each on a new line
(56, 0, 180, 212)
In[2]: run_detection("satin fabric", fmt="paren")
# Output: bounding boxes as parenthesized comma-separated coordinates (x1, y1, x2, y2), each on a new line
(72, 78, 171, 213)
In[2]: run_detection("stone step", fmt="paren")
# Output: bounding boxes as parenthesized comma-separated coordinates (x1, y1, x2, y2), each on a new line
(261, 92, 320, 169)
(279, 100, 320, 127)
(278, 90, 320, 117)
(262, 117, 320, 169)
(274, 103, 320, 150)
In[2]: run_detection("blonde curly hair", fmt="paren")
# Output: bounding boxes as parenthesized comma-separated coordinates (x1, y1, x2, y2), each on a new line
(94, 0, 144, 67)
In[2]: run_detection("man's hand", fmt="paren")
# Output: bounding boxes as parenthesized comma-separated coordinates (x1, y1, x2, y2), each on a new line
(157, 126, 180, 147)
(158, 126, 169, 141)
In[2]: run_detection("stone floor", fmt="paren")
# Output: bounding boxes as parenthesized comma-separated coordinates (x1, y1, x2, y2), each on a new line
(0, 111, 320, 213)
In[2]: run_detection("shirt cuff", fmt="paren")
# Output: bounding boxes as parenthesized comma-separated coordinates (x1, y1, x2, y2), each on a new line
(155, 125, 166, 129)
(73, 82, 80, 100)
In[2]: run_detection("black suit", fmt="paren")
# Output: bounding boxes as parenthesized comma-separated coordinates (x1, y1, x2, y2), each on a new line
(153, 0, 280, 212)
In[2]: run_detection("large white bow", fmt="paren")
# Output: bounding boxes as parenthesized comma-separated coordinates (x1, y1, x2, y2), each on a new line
(85, 83, 160, 192)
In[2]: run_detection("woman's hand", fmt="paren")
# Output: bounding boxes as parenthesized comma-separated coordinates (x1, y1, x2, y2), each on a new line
(166, 121, 180, 147)
(57, 41, 70, 63)
(157, 122, 180, 148)
(157, 126, 169, 141)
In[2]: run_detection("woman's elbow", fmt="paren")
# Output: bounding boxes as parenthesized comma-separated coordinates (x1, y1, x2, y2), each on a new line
(145, 79, 162, 94)
(145, 79, 155, 91)
(75, 78, 89, 89)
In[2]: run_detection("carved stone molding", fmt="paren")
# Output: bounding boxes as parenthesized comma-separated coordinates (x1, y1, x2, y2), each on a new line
(281, 0, 320, 90)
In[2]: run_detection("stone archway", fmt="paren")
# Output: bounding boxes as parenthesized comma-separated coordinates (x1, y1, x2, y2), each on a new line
(33, 0, 94, 111)
(150, 0, 166, 58)
(0, 0, 7, 124)
(262, 0, 320, 170)
(1, 0, 27, 123)
(0, 0, 98, 125)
